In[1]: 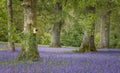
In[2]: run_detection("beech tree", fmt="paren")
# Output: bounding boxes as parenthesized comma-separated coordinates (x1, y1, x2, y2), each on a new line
(17, 0, 40, 61)
(51, 1, 63, 47)
(78, 6, 97, 52)
(98, 1, 116, 48)
(1, 0, 120, 50)
(98, 10, 111, 48)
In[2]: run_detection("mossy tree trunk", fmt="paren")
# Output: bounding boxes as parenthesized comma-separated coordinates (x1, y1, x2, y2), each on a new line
(17, 0, 40, 61)
(98, 1, 113, 49)
(78, 6, 97, 52)
(79, 31, 90, 52)
(89, 23, 96, 51)
(98, 12, 111, 48)
(51, 1, 63, 47)
(7, 0, 15, 52)
(51, 21, 62, 47)
(79, 30, 97, 52)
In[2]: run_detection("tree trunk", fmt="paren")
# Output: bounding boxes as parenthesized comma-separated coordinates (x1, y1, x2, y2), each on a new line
(50, 1, 63, 47)
(78, 6, 97, 52)
(98, 12, 110, 49)
(7, 0, 15, 52)
(17, 0, 40, 61)
(79, 31, 90, 52)
(89, 23, 96, 51)
(79, 26, 97, 52)
(51, 21, 62, 47)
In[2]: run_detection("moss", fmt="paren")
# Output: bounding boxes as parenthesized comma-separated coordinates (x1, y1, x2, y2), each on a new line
(79, 45, 90, 52)
(74, 45, 97, 53)
(17, 33, 40, 62)
(90, 48, 97, 52)
(0, 48, 4, 51)
(17, 48, 40, 62)
(50, 43, 61, 48)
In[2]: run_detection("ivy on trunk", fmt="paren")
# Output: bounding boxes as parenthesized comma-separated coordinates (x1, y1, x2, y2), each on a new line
(17, 0, 40, 61)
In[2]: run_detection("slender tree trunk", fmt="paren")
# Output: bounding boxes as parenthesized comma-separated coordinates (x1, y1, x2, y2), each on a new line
(17, 0, 40, 61)
(89, 23, 96, 51)
(7, 0, 15, 52)
(99, 12, 110, 48)
(51, 2, 63, 47)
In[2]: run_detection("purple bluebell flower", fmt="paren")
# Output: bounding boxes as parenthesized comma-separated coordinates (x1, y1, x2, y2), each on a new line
(0, 46, 120, 73)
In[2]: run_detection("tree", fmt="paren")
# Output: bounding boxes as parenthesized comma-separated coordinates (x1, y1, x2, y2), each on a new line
(7, 0, 15, 52)
(98, 11, 111, 48)
(78, 6, 97, 52)
(98, 1, 115, 48)
(17, 0, 40, 61)
(50, 1, 63, 47)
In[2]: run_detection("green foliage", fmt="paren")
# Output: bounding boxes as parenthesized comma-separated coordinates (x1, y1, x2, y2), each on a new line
(0, 0, 8, 41)
(17, 33, 39, 61)
(109, 8, 120, 48)
(61, 23, 83, 47)
(0, 0, 23, 43)
(79, 13, 96, 31)
(61, 33, 82, 47)
(95, 33, 100, 47)
(0, 48, 3, 51)
(116, 41, 120, 48)
(37, 33, 51, 45)
(0, 0, 120, 48)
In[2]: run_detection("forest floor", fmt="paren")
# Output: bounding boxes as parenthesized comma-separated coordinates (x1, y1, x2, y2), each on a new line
(0, 45, 120, 73)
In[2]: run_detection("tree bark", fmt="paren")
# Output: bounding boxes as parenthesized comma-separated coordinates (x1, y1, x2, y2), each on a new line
(50, 1, 63, 47)
(17, 0, 40, 61)
(51, 21, 62, 47)
(98, 12, 110, 49)
(89, 23, 96, 51)
(79, 26, 97, 52)
(7, 0, 15, 52)
(79, 31, 90, 52)
(78, 6, 97, 52)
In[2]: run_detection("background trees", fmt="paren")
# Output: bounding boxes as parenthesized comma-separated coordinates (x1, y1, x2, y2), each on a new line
(0, 0, 120, 52)
(50, 1, 63, 47)
(97, 0, 120, 48)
